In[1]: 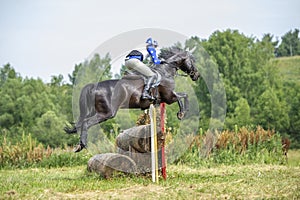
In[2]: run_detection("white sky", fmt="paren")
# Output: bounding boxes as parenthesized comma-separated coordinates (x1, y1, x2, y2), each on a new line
(0, 0, 299, 83)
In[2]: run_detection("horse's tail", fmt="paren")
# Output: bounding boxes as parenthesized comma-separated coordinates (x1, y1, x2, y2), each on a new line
(79, 83, 96, 121)
(64, 83, 96, 134)
(64, 122, 77, 134)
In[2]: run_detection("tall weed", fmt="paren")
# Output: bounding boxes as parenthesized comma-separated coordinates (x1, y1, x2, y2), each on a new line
(0, 133, 89, 169)
(176, 126, 286, 166)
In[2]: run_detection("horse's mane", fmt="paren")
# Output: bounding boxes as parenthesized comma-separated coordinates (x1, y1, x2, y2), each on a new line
(159, 46, 184, 60)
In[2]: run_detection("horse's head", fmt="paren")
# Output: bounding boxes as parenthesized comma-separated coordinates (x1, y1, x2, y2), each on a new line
(160, 47, 200, 81)
(180, 50, 200, 81)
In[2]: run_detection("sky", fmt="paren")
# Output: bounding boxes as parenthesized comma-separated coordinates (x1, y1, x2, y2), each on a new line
(0, 0, 299, 83)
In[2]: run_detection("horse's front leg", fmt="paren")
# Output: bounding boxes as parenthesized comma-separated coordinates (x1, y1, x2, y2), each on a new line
(176, 92, 189, 112)
(175, 92, 188, 120)
(163, 91, 188, 120)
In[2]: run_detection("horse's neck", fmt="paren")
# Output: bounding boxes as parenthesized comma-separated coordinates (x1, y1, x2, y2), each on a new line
(156, 63, 177, 78)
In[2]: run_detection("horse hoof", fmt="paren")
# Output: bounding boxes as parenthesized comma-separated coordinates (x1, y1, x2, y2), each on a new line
(74, 143, 86, 153)
(177, 112, 184, 120)
(74, 145, 83, 153)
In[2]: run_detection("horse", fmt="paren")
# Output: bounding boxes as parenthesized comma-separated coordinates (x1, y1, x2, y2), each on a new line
(65, 47, 200, 152)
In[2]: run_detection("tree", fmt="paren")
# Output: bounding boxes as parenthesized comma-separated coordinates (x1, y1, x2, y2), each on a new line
(70, 53, 112, 86)
(50, 74, 64, 87)
(0, 63, 20, 86)
(68, 64, 81, 85)
(233, 97, 251, 127)
(200, 29, 288, 132)
(254, 88, 289, 131)
(283, 82, 300, 148)
(32, 111, 77, 147)
(261, 33, 279, 50)
(277, 29, 300, 57)
(185, 36, 227, 131)
(0, 64, 75, 146)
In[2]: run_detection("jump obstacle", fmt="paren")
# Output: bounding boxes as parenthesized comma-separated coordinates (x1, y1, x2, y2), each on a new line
(87, 103, 167, 181)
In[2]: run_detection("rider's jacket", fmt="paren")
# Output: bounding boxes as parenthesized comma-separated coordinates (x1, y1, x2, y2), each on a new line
(147, 45, 161, 64)
(126, 46, 161, 64)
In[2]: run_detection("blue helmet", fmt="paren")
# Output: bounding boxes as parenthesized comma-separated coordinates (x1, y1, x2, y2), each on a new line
(146, 38, 158, 47)
(146, 37, 153, 45)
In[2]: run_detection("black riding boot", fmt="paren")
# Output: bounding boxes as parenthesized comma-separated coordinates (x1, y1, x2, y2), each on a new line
(142, 76, 156, 100)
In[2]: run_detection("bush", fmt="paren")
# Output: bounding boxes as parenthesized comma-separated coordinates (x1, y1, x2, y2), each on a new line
(0, 133, 89, 169)
(175, 126, 286, 167)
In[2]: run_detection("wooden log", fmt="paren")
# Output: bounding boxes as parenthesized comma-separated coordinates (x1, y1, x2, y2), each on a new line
(117, 125, 149, 153)
(115, 107, 165, 174)
(87, 153, 137, 179)
(116, 125, 164, 153)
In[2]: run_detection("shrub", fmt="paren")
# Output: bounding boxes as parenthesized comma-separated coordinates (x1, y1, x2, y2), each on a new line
(0, 133, 89, 169)
(175, 126, 286, 166)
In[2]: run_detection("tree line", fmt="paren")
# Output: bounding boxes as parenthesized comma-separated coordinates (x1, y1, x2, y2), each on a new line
(0, 29, 299, 148)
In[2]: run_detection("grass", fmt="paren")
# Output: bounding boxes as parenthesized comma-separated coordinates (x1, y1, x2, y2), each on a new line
(272, 55, 300, 84)
(1, 160, 299, 199)
(0, 130, 298, 199)
(287, 149, 300, 167)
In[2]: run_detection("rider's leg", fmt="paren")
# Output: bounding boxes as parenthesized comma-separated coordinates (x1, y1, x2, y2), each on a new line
(125, 59, 155, 76)
(142, 75, 157, 100)
(125, 59, 156, 100)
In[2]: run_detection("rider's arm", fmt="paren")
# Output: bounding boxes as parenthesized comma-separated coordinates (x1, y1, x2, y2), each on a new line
(147, 45, 161, 64)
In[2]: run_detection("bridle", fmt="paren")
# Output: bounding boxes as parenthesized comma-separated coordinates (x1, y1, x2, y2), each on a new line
(160, 50, 197, 78)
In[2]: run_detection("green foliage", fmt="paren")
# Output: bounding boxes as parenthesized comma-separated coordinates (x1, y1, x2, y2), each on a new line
(189, 29, 294, 140)
(36, 148, 90, 168)
(253, 88, 289, 130)
(0, 65, 75, 146)
(282, 81, 300, 148)
(176, 126, 286, 167)
(271, 56, 300, 148)
(0, 133, 51, 168)
(1, 28, 300, 157)
(277, 29, 300, 57)
(0, 63, 20, 86)
(185, 36, 226, 130)
(201, 29, 272, 109)
(0, 133, 89, 169)
(32, 111, 77, 147)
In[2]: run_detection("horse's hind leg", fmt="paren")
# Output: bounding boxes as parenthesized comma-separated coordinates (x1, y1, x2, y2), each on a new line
(74, 108, 120, 153)
(74, 114, 99, 152)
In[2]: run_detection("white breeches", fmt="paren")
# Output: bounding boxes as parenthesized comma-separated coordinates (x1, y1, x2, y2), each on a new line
(125, 59, 155, 77)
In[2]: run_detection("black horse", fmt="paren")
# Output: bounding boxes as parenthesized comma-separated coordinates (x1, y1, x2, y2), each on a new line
(65, 47, 200, 152)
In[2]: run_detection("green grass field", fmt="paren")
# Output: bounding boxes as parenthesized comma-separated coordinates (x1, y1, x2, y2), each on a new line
(1, 150, 299, 200)
(272, 55, 300, 84)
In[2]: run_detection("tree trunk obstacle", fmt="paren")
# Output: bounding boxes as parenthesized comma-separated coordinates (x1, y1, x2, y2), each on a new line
(87, 104, 166, 179)
(87, 153, 137, 179)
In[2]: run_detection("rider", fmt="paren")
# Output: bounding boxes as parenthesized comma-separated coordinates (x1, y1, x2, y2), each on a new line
(125, 37, 161, 100)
